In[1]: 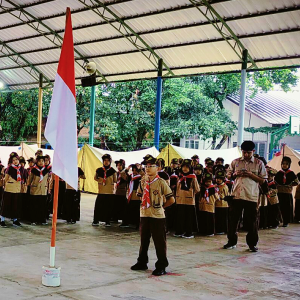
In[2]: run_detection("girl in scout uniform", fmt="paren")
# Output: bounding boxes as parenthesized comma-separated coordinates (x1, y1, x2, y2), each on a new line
(126, 164, 142, 229)
(93, 154, 117, 227)
(19, 156, 28, 221)
(267, 168, 281, 229)
(174, 159, 200, 239)
(156, 158, 170, 184)
(28, 155, 51, 225)
(65, 167, 85, 224)
(274, 156, 299, 227)
(214, 170, 229, 234)
(0, 159, 5, 203)
(198, 173, 219, 236)
(0, 152, 25, 228)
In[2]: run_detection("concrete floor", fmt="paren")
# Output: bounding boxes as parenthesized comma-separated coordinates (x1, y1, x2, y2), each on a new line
(0, 193, 300, 300)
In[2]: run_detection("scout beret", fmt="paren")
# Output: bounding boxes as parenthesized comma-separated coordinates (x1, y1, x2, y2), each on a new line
(206, 159, 214, 166)
(241, 141, 255, 151)
(191, 154, 199, 159)
(115, 159, 125, 166)
(216, 157, 224, 163)
(19, 156, 26, 164)
(27, 157, 35, 163)
(171, 158, 179, 164)
(205, 157, 212, 163)
(203, 173, 213, 182)
(215, 170, 226, 179)
(35, 149, 43, 156)
(141, 154, 156, 165)
(181, 159, 192, 167)
(102, 154, 112, 161)
(10, 152, 19, 159)
(36, 155, 46, 161)
(194, 163, 203, 170)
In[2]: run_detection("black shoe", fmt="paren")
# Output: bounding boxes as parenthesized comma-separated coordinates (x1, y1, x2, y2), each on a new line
(92, 222, 99, 226)
(0, 221, 7, 228)
(71, 221, 76, 224)
(13, 220, 21, 227)
(282, 224, 288, 227)
(223, 243, 237, 250)
(131, 263, 148, 271)
(105, 222, 111, 227)
(152, 268, 167, 276)
(119, 223, 129, 228)
(249, 246, 258, 252)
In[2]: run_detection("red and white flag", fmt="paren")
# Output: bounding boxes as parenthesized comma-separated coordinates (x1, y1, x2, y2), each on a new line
(45, 7, 78, 190)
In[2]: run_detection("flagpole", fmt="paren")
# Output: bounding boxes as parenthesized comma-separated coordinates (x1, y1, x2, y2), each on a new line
(50, 174, 59, 267)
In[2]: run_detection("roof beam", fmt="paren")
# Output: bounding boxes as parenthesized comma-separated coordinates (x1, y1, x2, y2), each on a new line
(77, 0, 174, 77)
(2, 0, 108, 83)
(2, 29, 299, 71)
(188, 0, 257, 69)
(2, 5, 299, 53)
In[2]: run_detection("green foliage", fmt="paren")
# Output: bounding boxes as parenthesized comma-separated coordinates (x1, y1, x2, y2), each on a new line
(244, 126, 281, 134)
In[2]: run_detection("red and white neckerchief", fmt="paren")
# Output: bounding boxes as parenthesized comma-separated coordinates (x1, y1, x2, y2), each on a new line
(280, 169, 292, 184)
(204, 184, 215, 202)
(127, 174, 142, 202)
(268, 180, 276, 187)
(215, 183, 225, 199)
(11, 164, 22, 182)
(141, 175, 160, 209)
(179, 174, 196, 188)
(102, 167, 111, 186)
(116, 171, 121, 188)
(34, 165, 45, 182)
(170, 171, 178, 179)
(27, 166, 34, 176)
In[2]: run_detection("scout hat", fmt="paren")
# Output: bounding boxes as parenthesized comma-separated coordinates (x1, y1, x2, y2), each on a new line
(216, 157, 224, 163)
(8, 152, 20, 164)
(171, 158, 179, 164)
(282, 156, 291, 165)
(213, 165, 225, 173)
(19, 156, 26, 164)
(203, 173, 213, 182)
(191, 154, 199, 160)
(241, 141, 255, 151)
(45, 154, 51, 162)
(156, 158, 165, 168)
(204, 157, 212, 164)
(36, 155, 46, 161)
(215, 170, 226, 179)
(181, 159, 192, 167)
(206, 159, 214, 167)
(102, 154, 112, 161)
(141, 154, 156, 165)
(194, 163, 203, 170)
(35, 149, 43, 157)
(27, 157, 35, 163)
(115, 159, 125, 166)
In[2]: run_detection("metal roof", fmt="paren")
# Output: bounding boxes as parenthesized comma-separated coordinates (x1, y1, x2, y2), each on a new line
(227, 90, 300, 125)
(0, 0, 300, 90)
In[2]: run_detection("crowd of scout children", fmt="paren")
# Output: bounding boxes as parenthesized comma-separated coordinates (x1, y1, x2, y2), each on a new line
(0, 151, 85, 228)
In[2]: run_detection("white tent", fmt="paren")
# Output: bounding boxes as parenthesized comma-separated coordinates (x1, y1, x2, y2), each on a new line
(0, 145, 21, 167)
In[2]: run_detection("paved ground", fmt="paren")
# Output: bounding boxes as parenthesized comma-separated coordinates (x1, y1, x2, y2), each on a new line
(0, 193, 300, 300)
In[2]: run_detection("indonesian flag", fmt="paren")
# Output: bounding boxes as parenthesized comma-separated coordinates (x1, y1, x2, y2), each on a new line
(44, 8, 78, 190)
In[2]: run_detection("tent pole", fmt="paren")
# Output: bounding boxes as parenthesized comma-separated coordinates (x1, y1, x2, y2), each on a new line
(37, 74, 43, 148)
(168, 143, 170, 166)
(89, 86, 96, 147)
(154, 59, 163, 150)
(237, 49, 248, 147)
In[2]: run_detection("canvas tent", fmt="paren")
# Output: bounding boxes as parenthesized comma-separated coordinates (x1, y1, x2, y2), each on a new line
(157, 144, 241, 166)
(78, 144, 159, 193)
(0, 145, 21, 167)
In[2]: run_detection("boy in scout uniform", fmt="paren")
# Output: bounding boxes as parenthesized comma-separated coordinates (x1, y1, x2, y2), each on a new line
(93, 154, 117, 227)
(28, 155, 51, 225)
(131, 154, 175, 276)
(0, 152, 25, 228)
(199, 173, 219, 236)
(174, 159, 200, 238)
(214, 170, 229, 234)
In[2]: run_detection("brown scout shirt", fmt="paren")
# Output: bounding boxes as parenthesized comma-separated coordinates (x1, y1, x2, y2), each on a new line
(115, 169, 128, 196)
(176, 178, 200, 205)
(94, 170, 117, 194)
(28, 173, 50, 196)
(4, 174, 22, 193)
(215, 183, 229, 208)
(228, 156, 267, 202)
(137, 176, 173, 219)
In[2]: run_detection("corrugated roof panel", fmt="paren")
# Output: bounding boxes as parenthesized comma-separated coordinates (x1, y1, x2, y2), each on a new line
(0, 57, 20, 68)
(0, 24, 40, 41)
(0, 68, 38, 85)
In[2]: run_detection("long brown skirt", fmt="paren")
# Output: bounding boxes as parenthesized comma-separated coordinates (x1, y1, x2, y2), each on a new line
(0, 191, 22, 219)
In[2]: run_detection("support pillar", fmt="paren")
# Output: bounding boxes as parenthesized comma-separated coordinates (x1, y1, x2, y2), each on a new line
(154, 58, 163, 150)
(237, 49, 248, 147)
(37, 74, 43, 148)
(89, 85, 96, 147)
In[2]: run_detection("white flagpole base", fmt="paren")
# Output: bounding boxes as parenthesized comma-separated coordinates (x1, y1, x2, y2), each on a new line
(42, 247, 61, 287)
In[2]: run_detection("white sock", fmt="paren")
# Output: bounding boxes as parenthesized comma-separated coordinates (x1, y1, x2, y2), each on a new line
(0, 216, 5, 222)
(13, 218, 17, 222)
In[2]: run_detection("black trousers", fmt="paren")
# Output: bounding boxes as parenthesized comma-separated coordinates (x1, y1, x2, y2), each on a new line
(227, 199, 259, 247)
(65, 190, 80, 222)
(215, 207, 228, 234)
(175, 204, 196, 236)
(278, 193, 293, 225)
(165, 203, 177, 232)
(198, 211, 215, 235)
(137, 217, 168, 269)
(259, 206, 268, 229)
(295, 199, 300, 221)
(267, 203, 281, 228)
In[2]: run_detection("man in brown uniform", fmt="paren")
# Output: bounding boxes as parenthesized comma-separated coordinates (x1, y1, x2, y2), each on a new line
(131, 154, 175, 276)
(224, 141, 267, 252)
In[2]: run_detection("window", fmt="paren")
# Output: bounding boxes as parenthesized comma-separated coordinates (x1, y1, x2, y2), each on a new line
(233, 142, 237, 148)
(259, 143, 266, 158)
(185, 141, 189, 148)
(195, 141, 199, 149)
(190, 140, 195, 149)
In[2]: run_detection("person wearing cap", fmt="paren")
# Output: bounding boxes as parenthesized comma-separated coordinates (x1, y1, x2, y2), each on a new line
(174, 159, 200, 239)
(156, 158, 170, 183)
(215, 170, 229, 235)
(115, 159, 130, 228)
(35, 149, 43, 157)
(294, 164, 300, 223)
(274, 156, 299, 227)
(224, 141, 267, 252)
(267, 168, 281, 229)
(0, 152, 25, 228)
(198, 173, 219, 236)
(93, 154, 117, 227)
(28, 155, 52, 225)
(191, 155, 199, 169)
(203, 159, 214, 177)
(64, 167, 86, 224)
(131, 154, 175, 276)
(204, 157, 212, 166)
